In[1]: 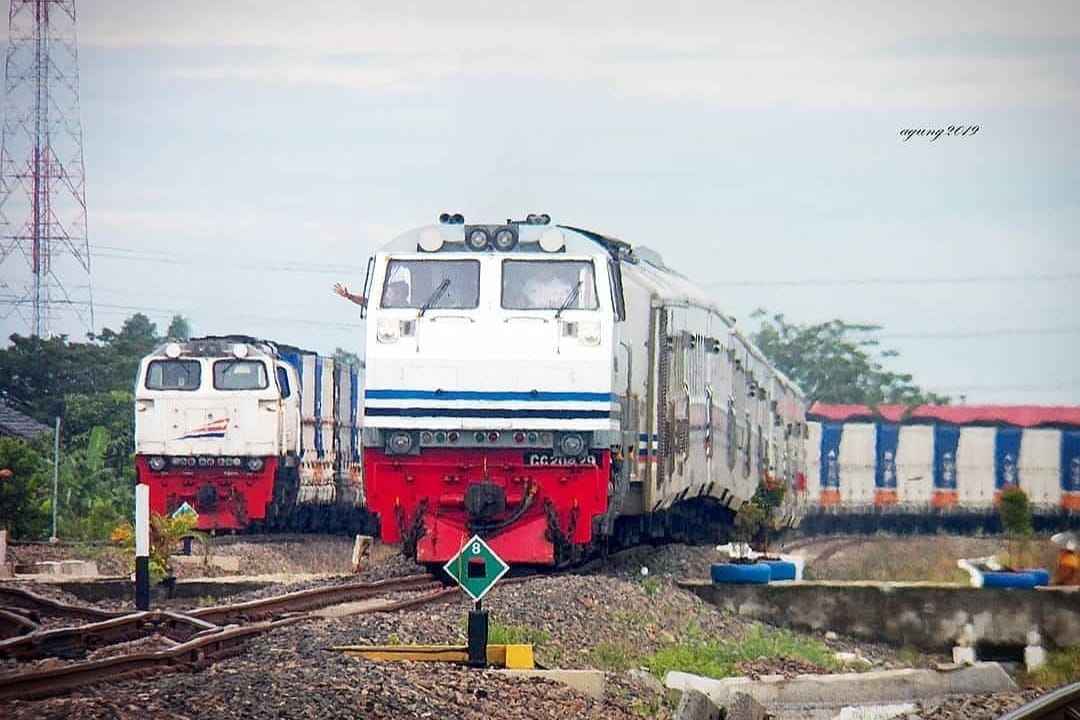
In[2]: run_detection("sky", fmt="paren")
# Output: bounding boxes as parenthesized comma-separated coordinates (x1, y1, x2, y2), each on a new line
(1, 0, 1078, 404)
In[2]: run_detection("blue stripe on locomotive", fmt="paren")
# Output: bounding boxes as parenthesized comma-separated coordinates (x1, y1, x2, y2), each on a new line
(875, 423, 899, 490)
(365, 389, 612, 402)
(994, 427, 1022, 489)
(933, 425, 960, 491)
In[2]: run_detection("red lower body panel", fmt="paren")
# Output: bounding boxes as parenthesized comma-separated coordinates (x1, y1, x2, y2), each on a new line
(135, 456, 278, 532)
(364, 447, 610, 565)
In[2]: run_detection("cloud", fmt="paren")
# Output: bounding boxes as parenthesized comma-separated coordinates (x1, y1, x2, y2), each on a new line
(80, 0, 1079, 109)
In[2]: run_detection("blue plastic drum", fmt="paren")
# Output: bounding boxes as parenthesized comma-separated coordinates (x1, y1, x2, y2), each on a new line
(760, 560, 798, 581)
(710, 562, 772, 584)
(1024, 568, 1051, 586)
(981, 571, 1040, 589)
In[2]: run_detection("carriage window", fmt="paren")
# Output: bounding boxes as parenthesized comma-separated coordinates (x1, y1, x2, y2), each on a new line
(381, 259, 480, 309)
(502, 260, 600, 310)
(145, 360, 201, 391)
(213, 360, 269, 390)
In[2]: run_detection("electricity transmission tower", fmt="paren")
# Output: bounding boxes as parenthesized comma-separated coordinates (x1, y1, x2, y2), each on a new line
(0, 0, 93, 339)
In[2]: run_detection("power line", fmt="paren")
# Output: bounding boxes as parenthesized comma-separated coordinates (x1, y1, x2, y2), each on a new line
(705, 273, 1080, 288)
(878, 327, 1080, 340)
(92, 245, 366, 275)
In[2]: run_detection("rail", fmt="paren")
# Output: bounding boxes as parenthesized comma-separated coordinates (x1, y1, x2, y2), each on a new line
(0, 574, 460, 702)
(997, 681, 1080, 720)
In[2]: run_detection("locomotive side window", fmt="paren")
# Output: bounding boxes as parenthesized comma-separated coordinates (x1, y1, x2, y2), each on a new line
(276, 366, 292, 398)
(145, 360, 201, 391)
(381, 259, 480, 309)
(502, 260, 600, 310)
(213, 360, 269, 390)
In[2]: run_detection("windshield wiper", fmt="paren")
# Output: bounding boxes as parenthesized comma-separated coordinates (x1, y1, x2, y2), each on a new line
(418, 279, 451, 317)
(554, 281, 582, 319)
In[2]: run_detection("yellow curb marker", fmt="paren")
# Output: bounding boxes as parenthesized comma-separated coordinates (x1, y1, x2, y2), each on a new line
(335, 644, 535, 670)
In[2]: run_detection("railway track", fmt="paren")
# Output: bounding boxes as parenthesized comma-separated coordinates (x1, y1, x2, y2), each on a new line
(998, 681, 1080, 720)
(0, 573, 458, 702)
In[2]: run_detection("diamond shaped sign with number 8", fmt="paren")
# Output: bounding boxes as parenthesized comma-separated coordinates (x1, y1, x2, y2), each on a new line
(443, 535, 510, 602)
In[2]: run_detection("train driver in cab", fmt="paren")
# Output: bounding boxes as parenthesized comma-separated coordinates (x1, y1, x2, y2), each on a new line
(333, 281, 410, 308)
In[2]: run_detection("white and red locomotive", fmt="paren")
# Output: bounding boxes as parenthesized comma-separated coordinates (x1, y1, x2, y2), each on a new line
(359, 214, 806, 565)
(133, 336, 364, 532)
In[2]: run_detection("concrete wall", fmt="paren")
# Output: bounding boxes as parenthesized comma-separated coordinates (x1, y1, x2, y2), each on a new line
(680, 581, 1080, 651)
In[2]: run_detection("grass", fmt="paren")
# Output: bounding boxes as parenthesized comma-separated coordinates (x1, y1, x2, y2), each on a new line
(645, 622, 841, 680)
(586, 642, 639, 672)
(584, 621, 842, 681)
(1020, 645, 1080, 689)
(486, 622, 551, 647)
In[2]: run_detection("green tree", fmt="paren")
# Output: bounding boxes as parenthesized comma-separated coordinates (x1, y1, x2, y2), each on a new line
(53, 425, 132, 540)
(64, 391, 137, 482)
(749, 310, 949, 405)
(0, 313, 164, 540)
(0, 436, 52, 539)
(333, 347, 362, 369)
(165, 315, 191, 342)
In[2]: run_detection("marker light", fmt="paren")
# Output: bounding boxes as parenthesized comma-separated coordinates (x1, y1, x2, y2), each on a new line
(376, 318, 401, 344)
(418, 226, 444, 252)
(165, 343, 182, 358)
(538, 227, 565, 252)
(245, 457, 265, 472)
(232, 343, 249, 358)
(148, 456, 166, 471)
(579, 321, 602, 347)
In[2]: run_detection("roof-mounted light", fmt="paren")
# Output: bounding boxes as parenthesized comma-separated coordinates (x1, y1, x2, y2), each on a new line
(232, 343, 249, 358)
(418, 225, 444, 252)
(465, 227, 490, 251)
(538, 227, 565, 252)
(164, 342, 182, 358)
(492, 227, 518, 251)
(439, 212, 465, 225)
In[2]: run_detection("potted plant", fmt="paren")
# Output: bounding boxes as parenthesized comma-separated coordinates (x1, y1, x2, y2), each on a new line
(111, 512, 208, 598)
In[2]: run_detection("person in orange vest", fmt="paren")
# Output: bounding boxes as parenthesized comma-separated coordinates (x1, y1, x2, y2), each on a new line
(1054, 540, 1079, 586)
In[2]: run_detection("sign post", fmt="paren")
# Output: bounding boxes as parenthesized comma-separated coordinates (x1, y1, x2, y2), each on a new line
(443, 535, 509, 667)
(134, 484, 150, 610)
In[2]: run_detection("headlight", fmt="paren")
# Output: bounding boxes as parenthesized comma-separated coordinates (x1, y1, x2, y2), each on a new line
(465, 228, 490, 251)
(376, 318, 400, 344)
(579, 321, 602, 346)
(558, 433, 586, 458)
(539, 227, 565, 252)
(418, 226, 444, 252)
(148, 456, 166, 471)
(493, 227, 517, 251)
(386, 431, 416, 455)
(245, 457, 265, 472)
